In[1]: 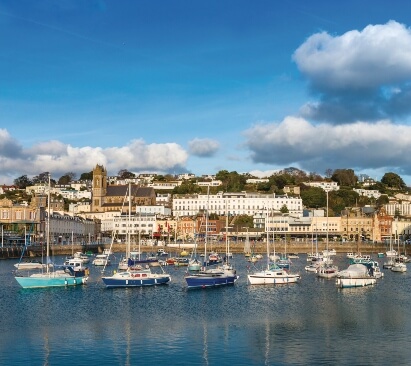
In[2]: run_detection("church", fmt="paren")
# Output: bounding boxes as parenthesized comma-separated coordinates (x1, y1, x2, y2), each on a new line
(91, 165, 156, 213)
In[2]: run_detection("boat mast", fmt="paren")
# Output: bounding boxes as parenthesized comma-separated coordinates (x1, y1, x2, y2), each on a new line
(128, 182, 131, 259)
(46, 173, 51, 274)
(266, 204, 269, 270)
(204, 186, 209, 266)
(225, 198, 229, 264)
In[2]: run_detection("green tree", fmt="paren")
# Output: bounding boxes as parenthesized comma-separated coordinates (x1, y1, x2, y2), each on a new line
(381, 172, 406, 190)
(14, 175, 33, 189)
(215, 170, 247, 192)
(376, 194, 389, 207)
(331, 169, 357, 187)
(300, 186, 326, 208)
(58, 172, 76, 185)
(118, 169, 135, 179)
(234, 214, 254, 228)
(32, 172, 50, 184)
(173, 181, 201, 194)
(80, 171, 93, 180)
(280, 204, 289, 214)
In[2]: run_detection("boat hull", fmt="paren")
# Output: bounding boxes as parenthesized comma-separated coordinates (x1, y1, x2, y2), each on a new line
(185, 273, 238, 289)
(336, 277, 376, 288)
(15, 274, 87, 288)
(247, 271, 300, 285)
(102, 273, 171, 288)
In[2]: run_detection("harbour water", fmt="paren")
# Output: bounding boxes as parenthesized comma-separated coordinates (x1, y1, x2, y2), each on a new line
(1, 253, 411, 365)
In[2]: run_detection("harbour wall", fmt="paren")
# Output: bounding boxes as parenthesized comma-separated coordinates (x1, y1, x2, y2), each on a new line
(0, 241, 394, 259)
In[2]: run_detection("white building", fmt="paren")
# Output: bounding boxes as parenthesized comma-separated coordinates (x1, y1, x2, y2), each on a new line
(197, 180, 222, 187)
(354, 189, 381, 199)
(246, 178, 269, 184)
(148, 181, 182, 190)
(136, 205, 171, 216)
(173, 192, 303, 217)
(100, 213, 157, 240)
(385, 202, 411, 217)
(303, 181, 339, 191)
(47, 212, 96, 245)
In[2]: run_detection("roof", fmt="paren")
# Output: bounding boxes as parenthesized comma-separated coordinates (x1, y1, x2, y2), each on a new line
(106, 185, 154, 198)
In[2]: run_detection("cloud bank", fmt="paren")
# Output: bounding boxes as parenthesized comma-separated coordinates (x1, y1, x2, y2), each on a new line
(188, 138, 220, 157)
(245, 117, 411, 175)
(293, 20, 411, 123)
(0, 130, 188, 182)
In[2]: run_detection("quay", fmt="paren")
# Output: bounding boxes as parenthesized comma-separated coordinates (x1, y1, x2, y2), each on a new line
(0, 241, 391, 259)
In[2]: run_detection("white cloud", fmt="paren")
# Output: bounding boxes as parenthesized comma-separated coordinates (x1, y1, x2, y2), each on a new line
(293, 20, 411, 91)
(0, 132, 188, 183)
(245, 116, 411, 175)
(293, 21, 411, 123)
(188, 138, 220, 157)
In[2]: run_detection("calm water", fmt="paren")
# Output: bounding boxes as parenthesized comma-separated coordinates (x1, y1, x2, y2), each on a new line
(1, 253, 411, 366)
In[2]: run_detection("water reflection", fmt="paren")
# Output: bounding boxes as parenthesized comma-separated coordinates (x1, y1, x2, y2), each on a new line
(2, 254, 411, 365)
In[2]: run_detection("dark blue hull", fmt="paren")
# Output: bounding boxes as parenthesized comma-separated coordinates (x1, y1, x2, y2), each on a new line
(102, 274, 170, 288)
(185, 273, 238, 289)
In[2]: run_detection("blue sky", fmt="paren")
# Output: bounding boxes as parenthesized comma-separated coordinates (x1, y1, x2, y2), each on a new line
(2, 1, 411, 184)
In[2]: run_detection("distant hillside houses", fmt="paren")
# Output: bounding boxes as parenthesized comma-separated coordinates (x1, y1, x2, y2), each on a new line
(148, 181, 182, 190)
(197, 180, 222, 187)
(303, 181, 339, 191)
(353, 189, 381, 199)
(246, 178, 269, 184)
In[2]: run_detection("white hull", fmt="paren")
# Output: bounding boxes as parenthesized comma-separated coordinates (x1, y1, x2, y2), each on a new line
(247, 270, 300, 285)
(336, 277, 376, 288)
(317, 266, 338, 279)
(391, 263, 407, 272)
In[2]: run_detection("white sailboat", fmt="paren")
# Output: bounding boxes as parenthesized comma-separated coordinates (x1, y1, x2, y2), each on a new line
(15, 173, 89, 288)
(316, 189, 338, 279)
(247, 208, 300, 285)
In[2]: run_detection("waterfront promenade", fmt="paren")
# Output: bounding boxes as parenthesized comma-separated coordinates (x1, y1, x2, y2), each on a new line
(0, 240, 390, 259)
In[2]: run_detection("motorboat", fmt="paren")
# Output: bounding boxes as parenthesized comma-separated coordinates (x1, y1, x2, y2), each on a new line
(391, 262, 407, 273)
(336, 264, 377, 288)
(93, 253, 111, 266)
(317, 264, 338, 279)
(248, 262, 300, 285)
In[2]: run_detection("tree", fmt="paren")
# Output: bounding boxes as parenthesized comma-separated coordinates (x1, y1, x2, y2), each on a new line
(234, 214, 254, 228)
(325, 168, 333, 178)
(215, 170, 247, 192)
(80, 171, 93, 180)
(331, 169, 357, 187)
(381, 172, 406, 190)
(280, 204, 289, 214)
(300, 186, 326, 209)
(32, 172, 50, 184)
(376, 195, 389, 207)
(58, 172, 76, 185)
(118, 169, 135, 179)
(14, 175, 32, 189)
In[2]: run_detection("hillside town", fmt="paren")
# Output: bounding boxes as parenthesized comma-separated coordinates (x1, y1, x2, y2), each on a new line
(1, 164, 410, 248)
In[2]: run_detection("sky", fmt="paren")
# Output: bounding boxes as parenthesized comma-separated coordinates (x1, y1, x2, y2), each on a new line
(2, 0, 411, 184)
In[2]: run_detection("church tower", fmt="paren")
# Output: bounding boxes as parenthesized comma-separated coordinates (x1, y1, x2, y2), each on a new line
(92, 164, 107, 212)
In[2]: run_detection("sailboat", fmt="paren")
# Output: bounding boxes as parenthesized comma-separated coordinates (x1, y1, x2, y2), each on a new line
(188, 222, 201, 271)
(391, 227, 407, 273)
(101, 189, 171, 288)
(316, 190, 338, 279)
(247, 209, 300, 285)
(185, 193, 238, 289)
(15, 174, 89, 288)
